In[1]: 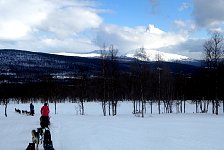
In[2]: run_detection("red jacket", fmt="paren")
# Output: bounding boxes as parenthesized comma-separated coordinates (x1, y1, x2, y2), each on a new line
(41, 106, 49, 116)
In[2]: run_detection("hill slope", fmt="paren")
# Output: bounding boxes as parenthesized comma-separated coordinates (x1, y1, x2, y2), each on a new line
(0, 49, 199, 83)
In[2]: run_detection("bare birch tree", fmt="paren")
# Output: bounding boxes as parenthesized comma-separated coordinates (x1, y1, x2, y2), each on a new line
(203, 32, 223, 115)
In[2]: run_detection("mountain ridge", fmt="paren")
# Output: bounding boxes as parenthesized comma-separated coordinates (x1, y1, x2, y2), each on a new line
(0, 49, 200, 83)
(52, 49, 197, 62)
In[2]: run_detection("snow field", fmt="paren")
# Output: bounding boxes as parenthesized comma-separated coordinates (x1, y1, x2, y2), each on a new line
(0, 101, 224, 150)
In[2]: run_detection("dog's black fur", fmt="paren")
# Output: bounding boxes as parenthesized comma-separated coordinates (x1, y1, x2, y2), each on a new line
(16, 108, 32, 116)
(32, 129, 40, 149)
(37, 128, 44, 144)
(45, 141, 54, 150)
(37, 128, 44, 136)
(23, 110, 32, 115)
(43, 129, 54, 150)
(22, 110, 25, 114)
(25, 143, 35, 150)
(25, 110, 31, 115)
(15, 108, 21, 114)
(25, 117, 54, 150)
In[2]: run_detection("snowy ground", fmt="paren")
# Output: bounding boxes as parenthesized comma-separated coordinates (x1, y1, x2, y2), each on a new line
(0, 101, 224, 150)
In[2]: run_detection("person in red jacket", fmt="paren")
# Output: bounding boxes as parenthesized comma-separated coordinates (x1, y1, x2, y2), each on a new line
(40, 103, 50, 128)
(41, 103, 49, 116)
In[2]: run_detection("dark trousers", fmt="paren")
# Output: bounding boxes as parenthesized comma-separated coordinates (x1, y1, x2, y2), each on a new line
(40, 116, 49, 128)
(30, 110, 34, 116)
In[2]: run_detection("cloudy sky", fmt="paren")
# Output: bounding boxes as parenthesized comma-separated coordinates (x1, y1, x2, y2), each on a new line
(0, 0, 224, 59)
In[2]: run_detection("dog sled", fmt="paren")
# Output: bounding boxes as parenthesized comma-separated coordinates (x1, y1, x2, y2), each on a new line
(26, 128, 54, 150)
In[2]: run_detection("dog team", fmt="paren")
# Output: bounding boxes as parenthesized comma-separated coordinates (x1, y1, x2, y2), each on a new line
(22, 102, 55, 150)
(15, 102, 35, 116)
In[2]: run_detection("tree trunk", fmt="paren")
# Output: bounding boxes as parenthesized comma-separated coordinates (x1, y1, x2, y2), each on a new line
(184, 100, 186, 113)
(54, 101, 57, 114)
(81, 100, 84, 115)
(144, 101, 147, 114)
(139, 100, 141, 113)
(150, 101, 153, 114)
(180, 99, 182, 113)
(103, 77, 107, 116)
(141, 84, 144, 118)
(102, 100, 106, 116)
(212, 100, 215, 114)
(206, 101, 209, 113)
(215, 99, 218, 115)
(158, 100, 161, 114)
(5, 102, 7, 117)
(196, 100, 198, 113)
(133, 100, 136, 114)
(115, 101, 117, 115)
(108, 101, 111, 116)
(223, 100, 224, 113)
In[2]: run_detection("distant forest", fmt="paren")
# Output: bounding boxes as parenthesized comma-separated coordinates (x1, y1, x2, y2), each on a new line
(0, 32, 224, 117)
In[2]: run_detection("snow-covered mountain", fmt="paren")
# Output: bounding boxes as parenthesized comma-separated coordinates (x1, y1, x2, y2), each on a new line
(52, 50, 101, 58)
(53, 49, 192, 62)
(0, 49, 200, 84)
(125, 49, 191, 62)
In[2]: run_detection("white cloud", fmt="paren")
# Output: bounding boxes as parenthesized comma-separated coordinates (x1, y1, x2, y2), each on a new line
(174, 20, 197, 33)
(40, 1, 102, 37)
(0, 0, 210, 60)
(174, 20, 186, 28)
(193, 0, 224, 31)
(40, 37, 99, 52)
(209, 27, 224, 33)
(0, 0, 102, 40)
(0, 0, 50, 40)
(160, 38, 206, 59)
(0, 36, 99, 53)
(0, 0, 102, 53)
(95, 24, 187, 54)
(0, 21, 30, 39)
(178, 2, 191, 11)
